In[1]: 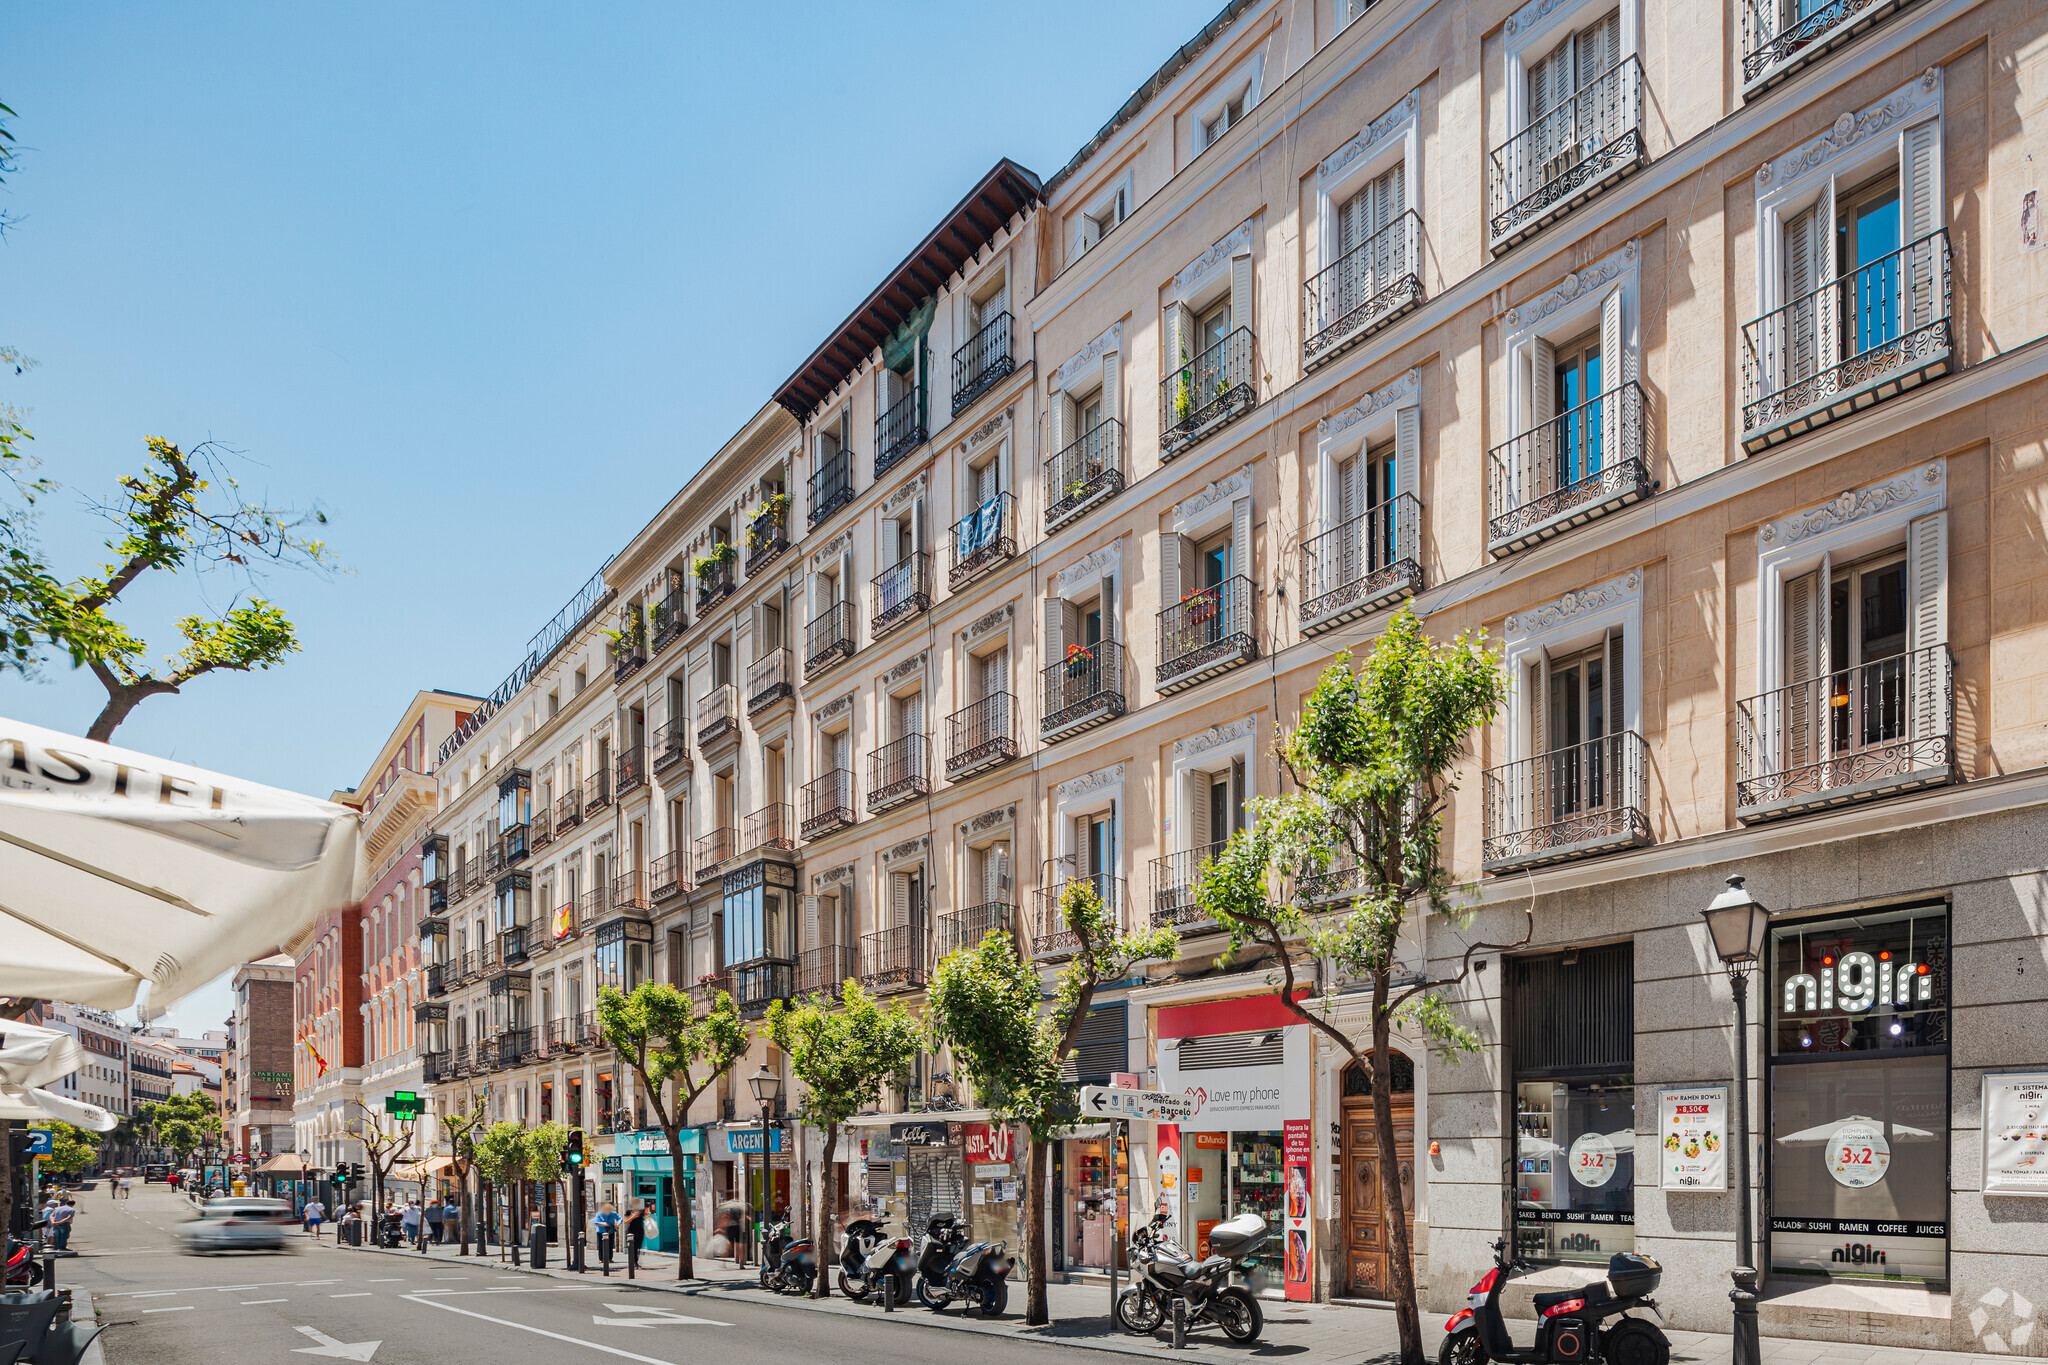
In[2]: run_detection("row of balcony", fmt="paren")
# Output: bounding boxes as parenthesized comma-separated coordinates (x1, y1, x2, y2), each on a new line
(419, 1010, 608, 1084)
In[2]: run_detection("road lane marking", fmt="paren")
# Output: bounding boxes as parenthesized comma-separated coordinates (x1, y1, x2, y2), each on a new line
(402, 1297, 699, 1365)
(143, 1306, 194, 1314)
(411, 1287, 603, 1296)
(367, 1279, 406, 1283)
(243, 1299, 289, 1304)
(292, 1326, 381, 1362)
(432, 1276, 469, 1281)
(330, 1292, 372, 1298)
(592, 1304, 730, 1328)
(129, 1292, 178, 1298)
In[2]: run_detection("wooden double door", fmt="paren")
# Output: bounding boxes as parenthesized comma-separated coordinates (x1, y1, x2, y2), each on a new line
(1340, 1052, 1416, 1300)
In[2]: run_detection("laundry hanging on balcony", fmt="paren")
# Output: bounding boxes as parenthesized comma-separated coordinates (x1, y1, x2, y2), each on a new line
(956, 493, 1005, 560)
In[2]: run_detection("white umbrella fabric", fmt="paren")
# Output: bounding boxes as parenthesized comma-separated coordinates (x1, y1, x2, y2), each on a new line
(0, 1018, 116, 1131)
(0, 716, 361, 1012)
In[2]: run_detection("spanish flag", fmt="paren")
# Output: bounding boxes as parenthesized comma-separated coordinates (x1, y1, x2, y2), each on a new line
(303, 1037, 329, 1078)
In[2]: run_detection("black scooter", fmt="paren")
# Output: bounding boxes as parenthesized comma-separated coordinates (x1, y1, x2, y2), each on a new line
(1439, 1239, 1670, 1365)
(836, 1217, 915, 1304)
(911, 1214, 1010, 1317)
(760, 1218, 818, 1295)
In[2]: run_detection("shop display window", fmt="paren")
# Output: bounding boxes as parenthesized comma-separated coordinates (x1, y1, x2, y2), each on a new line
(1228, 1131, 1287, 1295)
(1513, 1078, 1635, 1264)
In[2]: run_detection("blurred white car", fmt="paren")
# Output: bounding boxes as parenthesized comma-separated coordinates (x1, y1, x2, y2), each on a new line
(183, 1197, 296, 1254)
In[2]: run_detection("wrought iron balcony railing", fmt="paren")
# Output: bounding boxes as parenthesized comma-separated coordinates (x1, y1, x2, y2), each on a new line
(1303, 210, 1424, 369)
(859, 919, 928, 994)
(422, 1050, 452, 1084)
(686, 973, 727, 1012)
(1161, 327, 1257, 458)
(953, 311, 1014, 415)
(746, 649, 793, 713)
(651, 588, 688, 654)
(1298, 854, 1365, 906)
(1482, 730, 1652, 873)
(695, 560, 735, 612)
(949, 492, 1017, 589)
(729, 958, 796, 1018)
(1735, 644, 1955, 822)
(867, 734, 932, 814)
(555, 790, 584, 831)
(805, 600, 856, 676)
(1150, 841, 1225, 928)
(649, 851, 685, 901)
(745, 507, 790, 576)
(1033, 873, 1125, 961)
(1488, 56, 1645, 251)
(583, 769, 612, 815)
(1044, 419, 1123, 532)
(870, 552, 932, 637)
(1742, 0, 1918, 98)
(1740, 230, 1952, 454)
(946, 691, 1018, 779)
(809, 448, 855, 527)
(529, 807, 554, 850)
(615, 744, 647, 798)
(1042, 638, 1126, 741)
(610, 870, 652, 915)
(696, 683, 738, 747)
(611, 619, 648, 681)
(797, 944, 855, 997)
(576, 886, 609, 932)
(652, 718, 689, 774)
(1487, 381, 1651, 555)
(875, 381, 928, 478)
(743, 803, 794, 853)
(425, 963, 447, 999)
(694, 826, 734, 877)
(937, 902, 1011, 959)
(1300, 493, 1422, 636)
(449, 1043, 472, 1077)
(1158, 576, 1258, 693)
(499, 925, 530, 967)
(800, 768, 856, 839)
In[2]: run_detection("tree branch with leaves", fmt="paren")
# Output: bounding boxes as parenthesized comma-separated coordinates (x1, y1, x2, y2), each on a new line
(439, 1098, 486, 1255)
(347, 1099, 420, 1224)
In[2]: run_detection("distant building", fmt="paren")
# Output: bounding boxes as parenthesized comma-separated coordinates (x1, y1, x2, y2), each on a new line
(127, 1034, 177, 1108)
(30, 1003, 128, 1117)
(227, 956, 296, 1158)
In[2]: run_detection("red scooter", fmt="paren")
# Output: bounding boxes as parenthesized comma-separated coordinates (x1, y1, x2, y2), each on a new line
(1440, 1239, 1669, 1365)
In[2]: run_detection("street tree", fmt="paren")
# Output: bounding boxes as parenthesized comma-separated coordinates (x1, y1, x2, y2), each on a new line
(597, 981, 747, 1281)
(347, 1099, 419, 1223)
(472, 1120, 529, 1259)
(34, 1122, 101, 1180)
(1195, 607, 1521, 1365)
(523, 1121, 569, 1246)
(438, 1098, 486, 1255)
(927, 881, 1177, 1326)
(761, 980, 925, 1298)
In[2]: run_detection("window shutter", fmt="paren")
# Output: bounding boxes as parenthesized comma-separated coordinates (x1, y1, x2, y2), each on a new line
(1050, 388, 1073, 460)
(1337, 455, 1359, 524)
(1903, 119, 1942, 329)
(1339, 187, 1367, 259)
(1230, 253, 1253, 343)
(1600, 286, 1625, 467)
(891, 873, 910, 929)
(1100, 351, 1122, 431)
(1230, 756, 1247, 832)
(1784, 561, 1825, 774)
(976, 458, 998, 505)
(1165, 302, 1189, 375)
(800, 896, 819, 952)
(1231, 495, 1254, 584)
(1080, 214, 1101, 255)
(1394, 403, 1421, 509)
(1579, 11, 1620, 84)
(1160, 532, 1183, 612)
(1526, 657, 1549, 831)
(912, 494, 926, 558)
(1102, 573, 1119, 642)
(1907, 510, 1949, 741)
(1045, 596, 1065, 671)
(1190, 772, 1212, 847)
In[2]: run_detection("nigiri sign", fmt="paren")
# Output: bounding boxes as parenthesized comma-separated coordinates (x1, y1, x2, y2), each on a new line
(1658, 1087, 1727, 1191)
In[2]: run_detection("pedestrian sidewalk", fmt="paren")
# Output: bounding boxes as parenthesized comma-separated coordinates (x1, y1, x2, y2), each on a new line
(319, 1237, 2024, 1365)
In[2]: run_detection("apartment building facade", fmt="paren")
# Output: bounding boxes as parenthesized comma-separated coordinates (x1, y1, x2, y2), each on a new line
(407, 0, 2048, 1346)
(31, 1003, 130, 1118)
(227, 956, 297, 1158)
(291, 896, 365, 1167)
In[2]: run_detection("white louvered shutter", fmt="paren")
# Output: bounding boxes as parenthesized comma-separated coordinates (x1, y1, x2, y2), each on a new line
(1231, 495, 1253, 588)
(976, 458, 999, 506)
(1906, 510, 1949, 741)
(1101, 574, 1118, 643)
(1784, 562, 1824, 776)
(1230, 254, 1253, 351)
(1050, 388, 1073, 462)
(1160, 533, 1183, 618)
(1100, 351, 1121, 432)
(1044, 595, 1064, 662)
(1902, 119, 1942, 330)
(1394, 404, 1421, 513)
(800, 895, 819, 954)
(912, 494, 926, 558)
(1528, 339, 1557, 505)
(1338, 187, 1369, 260)
(1165, 302, 1190, 375)
(1599, 286, 1624, 468)
(891, 873, 910, 929)
(1526, 657, 1549, 831)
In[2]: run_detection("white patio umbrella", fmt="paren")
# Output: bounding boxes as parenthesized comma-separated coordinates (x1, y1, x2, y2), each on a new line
(0, 715, 361, 1013)
(0, 1018, 117, 1131)
(1774, 1114, 1938, 1143)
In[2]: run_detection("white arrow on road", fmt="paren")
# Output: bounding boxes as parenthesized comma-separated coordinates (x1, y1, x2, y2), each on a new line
(590, 1303, 729, 1328)
(291, 1326, 382, 1361)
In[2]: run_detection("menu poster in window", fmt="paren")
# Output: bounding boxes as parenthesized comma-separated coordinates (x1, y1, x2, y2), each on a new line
(1282, 1118, 1311, 1302)
(1983, 1072, 2048, 1195)
(1658, 1087, 1727, 1191)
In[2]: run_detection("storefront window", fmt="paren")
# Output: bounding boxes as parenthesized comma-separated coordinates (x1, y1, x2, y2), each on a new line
(1768, 903, 1949, 1283)
(1229, 1132, 1287, 1295)
(1064, 1135, 1120, 1271)
(568, 1075, 583, 1129)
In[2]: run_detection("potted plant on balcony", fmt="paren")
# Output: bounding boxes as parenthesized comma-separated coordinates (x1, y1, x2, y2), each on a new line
(746, 493, 790, 550)
(1183, 590, 1218, 626)
(648, 599, 669, 633)
(1064, 643, 1094, 678)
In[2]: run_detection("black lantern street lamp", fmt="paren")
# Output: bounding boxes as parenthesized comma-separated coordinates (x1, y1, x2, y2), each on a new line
(1700, 874, 1769, 1365)
(747, 1063, 783, 1269)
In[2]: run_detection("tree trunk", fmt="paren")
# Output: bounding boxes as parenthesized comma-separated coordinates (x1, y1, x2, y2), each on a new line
(814, 1123, 837, 1298)
(86, 681, 173, 743)
(456, 1177, 471, 1255)
(664, 1123, 694, 1280)
(1023, 1135, 1051, 1326)
(1372, 979, 1425, 1365)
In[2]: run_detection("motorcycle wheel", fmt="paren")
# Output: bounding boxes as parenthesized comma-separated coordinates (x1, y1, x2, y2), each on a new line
(1115, 1287, 1165, 1335)
(1439, 1331, 1488, 1365)
(979, 1279, 1008, 1318)
(1216, 1287, 1264, 1343)
(915, 1276, 948, 1311)
(837, 1271, 870, 1303)
(758, 1264, 774, 1291)
(1605, 1322, 1670, 1365)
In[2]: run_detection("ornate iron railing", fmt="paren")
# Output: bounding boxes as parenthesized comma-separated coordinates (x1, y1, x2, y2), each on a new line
(953, 311, 1014, 415)
(500, 925, 530, 966)
(800, 768, 856, 839)
(583, 769, 612, 815)
(611, 870, 651, 914)
(577, 886, 609, 930)
(875, 381, 928, 477)
(529, 806, 554, 850)
(745, 508, 790, 576)
(696, 683, 738, 746)
(729, 958, 795, 1018)
(687, 973, 727, 1012)
(1487, 56, 1645, 249)
(859, 919, 928, 993)
(652, 718, 688, 774)
(1735, 644, 1954, 819)
(805, 600, 856, 676)
(450, 1043, 472, 1077)
(1157, 575, 1258, 690)
(1487, 381, 1650, 553)
(1742, 0, 1916, 95)
(1042, 638, 1126, 738)
(949, 492, 1016, 589)
(1150, 842, 1225, 928)
(937, 902, 1012, 959)
(615, 744, 646, 797)
(649, 851, 684, 901)
(1044, 418, 1123, 531)
(693, 827, 734, 877)
(870, 552, 932, 636)
(611, 613, 648, 681)
(695, 560, 735, 612)
(1482, 730, 1652, 871)
(555, 790, 583, 830)
(746, 649, 793, 713)
(1033, 873, 1124, 959)
(425, 963, 446, 999)
(1739, 230, 1952, 453)
(1160, 326, 1257, 457)
(651, 585, 688, 653)
(946, 692, 1018, 778)
(743, 803, 794, 853)
(1303, 210, 1424, 368)
(1300, 493, 1422, 634)
(437, 562, 613, 766)
(422, 1050, 452, 1084)
(798, 944, 855, 997)
(867, 734, 932, 813)
(809, 448, 855, 527)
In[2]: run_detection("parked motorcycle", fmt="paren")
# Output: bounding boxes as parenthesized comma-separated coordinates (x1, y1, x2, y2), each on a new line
(910, 1213, 1010, 1317)
(1439, 1238, 1669, 1365)
(758, 1218, 818, 1295)
(836, 1217, 915, 1305)
(1114, 1210, 1266, 1343)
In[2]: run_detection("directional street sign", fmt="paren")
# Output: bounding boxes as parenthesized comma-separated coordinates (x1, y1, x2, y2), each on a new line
(1077, 1085, 1197, 1123)
(291, 1326, 381, 1361)
(25, 1129, 52, 1157)
(590, 1304, 731, 1329)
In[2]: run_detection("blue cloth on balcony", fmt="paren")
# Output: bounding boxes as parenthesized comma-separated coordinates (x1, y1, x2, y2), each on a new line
(957, 495, 1005, 560)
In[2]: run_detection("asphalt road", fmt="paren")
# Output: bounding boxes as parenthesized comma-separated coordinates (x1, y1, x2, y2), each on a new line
(67, 1183, 1125, 1365)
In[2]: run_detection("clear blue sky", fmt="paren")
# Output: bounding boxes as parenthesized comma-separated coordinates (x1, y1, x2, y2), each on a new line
(2, 2, 1212, 1034)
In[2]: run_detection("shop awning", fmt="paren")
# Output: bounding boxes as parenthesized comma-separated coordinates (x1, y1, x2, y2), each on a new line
(396, 1155, 454, 1180)
(253, 1152, 310, 1174)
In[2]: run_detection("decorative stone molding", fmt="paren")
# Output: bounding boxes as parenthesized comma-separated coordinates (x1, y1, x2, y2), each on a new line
(1054, 323, 1122, 394)
(1759, 463, 1944, 547)
(1054, 538, 1123, 599)
(590, 831, 615, 850)
(959, 804, 1016, 837)
(810, 532, 852, 571)
(883, 651, 928, 689)
(882, 836, 930, 866)
(882, 473, 927, 515)
(1174, 716, 1258, 761)
(1320, 368, 1420, 439)
(966, 407, 1012, 452)
(1172, 220, 1253, 304)
(1319, 87, 1420, 188)
(1757, 68, 1942, 192)
(813, 863, 855, 890)
(1506, 240, 1638, 329)
(962, 602, 1014, 644)
(1507, 571, 1643, 638)
(1504, 0, 1573, 36)
(814, 692, 855, 725)
(1175, 466, 1253, 532)
(1057, 763, 1125, 801)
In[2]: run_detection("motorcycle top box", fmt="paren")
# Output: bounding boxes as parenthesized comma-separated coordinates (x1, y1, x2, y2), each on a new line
(1203, 1213, 1269, 1259)
(1606, 1252, 1661, 1299)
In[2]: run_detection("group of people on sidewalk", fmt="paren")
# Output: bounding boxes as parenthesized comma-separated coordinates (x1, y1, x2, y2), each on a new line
(300, 1191, 660, 1275)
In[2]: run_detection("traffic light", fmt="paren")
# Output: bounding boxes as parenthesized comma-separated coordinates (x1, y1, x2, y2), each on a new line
(563, 1131, 585, 1168)
(349, 1163, 367, 1181)
(331, 1164, 348, 1185)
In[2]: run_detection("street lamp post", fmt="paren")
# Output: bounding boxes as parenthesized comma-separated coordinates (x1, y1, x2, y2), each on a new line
(1701, 874, 1770, 1365)
(747, 1064, 783, 1271)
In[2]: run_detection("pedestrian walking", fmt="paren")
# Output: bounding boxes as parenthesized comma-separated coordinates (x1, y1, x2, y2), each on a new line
(120, 1176, 133, 1200)
(400, 1200, 421, 1248)
(304, 1195, 326, 1237)
(624, 1201, 647, 1279)
(48, 1198, 75, 1251)
(424, 1197, 443, 1245)
(594, 1202, 620, 1275)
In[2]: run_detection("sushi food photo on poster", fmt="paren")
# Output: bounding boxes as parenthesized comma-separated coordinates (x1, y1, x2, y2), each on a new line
(1983, 1072, 2048, 1195)
(1658, 1086, 1727, 1191)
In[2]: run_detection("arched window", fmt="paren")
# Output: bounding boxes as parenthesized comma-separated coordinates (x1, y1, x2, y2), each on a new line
(1341, 1050, 1415, 1097)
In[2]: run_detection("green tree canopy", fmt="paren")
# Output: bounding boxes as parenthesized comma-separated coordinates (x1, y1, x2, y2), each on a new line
(34, 1122, 101, 1178)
